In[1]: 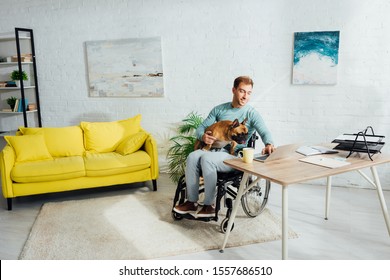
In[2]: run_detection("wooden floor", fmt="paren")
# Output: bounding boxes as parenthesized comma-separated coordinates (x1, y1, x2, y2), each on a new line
(0, 173, 389, 260)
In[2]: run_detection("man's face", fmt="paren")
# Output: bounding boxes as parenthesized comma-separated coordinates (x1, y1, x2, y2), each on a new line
(232, 82, 252, 108)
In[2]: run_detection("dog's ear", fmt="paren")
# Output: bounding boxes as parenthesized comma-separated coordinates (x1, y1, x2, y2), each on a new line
(230, 119, 240, 129)
(241, 118, 248, 125)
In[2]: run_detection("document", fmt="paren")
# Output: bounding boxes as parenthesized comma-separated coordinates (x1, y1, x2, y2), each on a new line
(299, 155, 351, 168)
(333, 134, 384, 143)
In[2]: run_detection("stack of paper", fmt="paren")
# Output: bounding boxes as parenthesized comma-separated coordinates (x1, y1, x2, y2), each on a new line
(333, 134, 384, 143)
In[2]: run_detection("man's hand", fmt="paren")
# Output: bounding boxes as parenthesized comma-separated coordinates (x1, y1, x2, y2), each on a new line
(202, 131, 217, 145)
(262, 143, 275, 155)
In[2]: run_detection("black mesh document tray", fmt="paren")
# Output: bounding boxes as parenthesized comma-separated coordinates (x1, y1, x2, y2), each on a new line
(332, 126, 385, 161)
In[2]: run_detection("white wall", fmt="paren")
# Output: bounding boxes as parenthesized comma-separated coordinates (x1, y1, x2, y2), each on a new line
(1, 0, 389, 188)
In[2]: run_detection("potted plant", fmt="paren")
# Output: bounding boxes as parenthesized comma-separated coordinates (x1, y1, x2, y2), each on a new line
(167, 112, 204, 184)
(6, 96, 17, 110)
(10, 70, 28, 87)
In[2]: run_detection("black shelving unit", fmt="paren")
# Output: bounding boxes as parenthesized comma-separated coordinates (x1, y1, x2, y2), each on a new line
(14, 27, 42, 127)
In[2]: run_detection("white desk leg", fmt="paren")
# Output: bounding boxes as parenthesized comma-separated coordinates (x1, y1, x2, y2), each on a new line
(370, 166, 390, 235)
(325, 176, 332, 220)
(220, 172, 250, 252)
(282, 185, 288, 260)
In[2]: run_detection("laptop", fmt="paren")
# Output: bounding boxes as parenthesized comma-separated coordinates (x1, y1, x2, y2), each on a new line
(254, 143, 301, 162)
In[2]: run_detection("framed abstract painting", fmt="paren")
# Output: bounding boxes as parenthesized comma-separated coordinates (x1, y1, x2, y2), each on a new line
(86, 37, 164, 97)
(292, 31, 340, 85)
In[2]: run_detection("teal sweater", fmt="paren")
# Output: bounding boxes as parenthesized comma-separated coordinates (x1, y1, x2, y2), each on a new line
(196, 102, 274, 151)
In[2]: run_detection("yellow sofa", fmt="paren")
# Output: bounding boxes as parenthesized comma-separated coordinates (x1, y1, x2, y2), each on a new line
(0, 115, 159, 210)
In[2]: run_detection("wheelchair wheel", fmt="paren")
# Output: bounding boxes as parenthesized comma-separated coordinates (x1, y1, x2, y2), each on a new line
(220, 217, 234, 233)
(171, 210, 184, 220)
(241, 178, 271, 217)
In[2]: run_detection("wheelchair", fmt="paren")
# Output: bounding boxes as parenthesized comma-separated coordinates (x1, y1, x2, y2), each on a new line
(171, 133, 271, 233)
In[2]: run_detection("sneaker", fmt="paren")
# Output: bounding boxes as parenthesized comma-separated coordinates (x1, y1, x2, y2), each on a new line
(174, 201, 198, 214)
(196, 205, 215, 218)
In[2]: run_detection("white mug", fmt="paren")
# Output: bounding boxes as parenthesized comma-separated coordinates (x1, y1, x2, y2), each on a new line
(238, 147, 255, 163)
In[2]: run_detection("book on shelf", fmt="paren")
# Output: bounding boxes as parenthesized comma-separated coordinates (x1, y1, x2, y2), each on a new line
(6, 81, 17, 87)
(10, 98, 29, 112)
(17, 98, 28, 112)
(13, 99, 19, 112)
(11, 53, 32, 62)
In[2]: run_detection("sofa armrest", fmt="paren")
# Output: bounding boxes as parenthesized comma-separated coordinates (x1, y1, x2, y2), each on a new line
(1, 145, 15, 198)
(143, 133, 159, 180)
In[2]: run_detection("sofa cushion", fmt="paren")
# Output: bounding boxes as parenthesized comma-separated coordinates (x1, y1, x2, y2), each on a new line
(81, 115, 142, 153)
(19, 126, 85, 157)
(5, 134, 53, 163)
(11, 156, 85, 183)
(84, 150, 151, 177)
(115, 131, 149, 156)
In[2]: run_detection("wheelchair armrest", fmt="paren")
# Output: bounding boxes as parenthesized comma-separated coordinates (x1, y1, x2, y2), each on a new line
(247, 132, 259, 148)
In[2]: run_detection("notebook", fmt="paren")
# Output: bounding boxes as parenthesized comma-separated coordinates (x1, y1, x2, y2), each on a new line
(254, 144, 301, 162)
(299, 155, 351, 168)
(296, 145, 338, 156)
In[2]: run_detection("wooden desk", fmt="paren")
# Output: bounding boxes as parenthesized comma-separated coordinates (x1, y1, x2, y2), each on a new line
(221, 150, 390, 259)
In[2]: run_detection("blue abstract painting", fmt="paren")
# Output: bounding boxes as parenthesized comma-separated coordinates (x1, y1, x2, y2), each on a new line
(293, 31, 340, 85)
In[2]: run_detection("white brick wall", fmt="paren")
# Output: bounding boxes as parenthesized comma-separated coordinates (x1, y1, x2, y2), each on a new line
(1, 0, 390, 188)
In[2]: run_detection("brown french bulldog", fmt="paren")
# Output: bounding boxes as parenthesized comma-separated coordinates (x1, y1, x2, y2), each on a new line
(194, 118, 248, 155)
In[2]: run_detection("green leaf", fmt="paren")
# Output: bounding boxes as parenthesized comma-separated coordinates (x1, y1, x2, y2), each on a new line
(166, 111, 204, 183)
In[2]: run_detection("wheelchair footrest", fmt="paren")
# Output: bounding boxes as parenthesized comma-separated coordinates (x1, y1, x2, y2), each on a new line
(179, 214, 217, 222)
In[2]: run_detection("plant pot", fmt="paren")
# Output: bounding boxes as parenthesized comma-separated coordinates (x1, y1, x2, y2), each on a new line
(14, 80, 29, 88)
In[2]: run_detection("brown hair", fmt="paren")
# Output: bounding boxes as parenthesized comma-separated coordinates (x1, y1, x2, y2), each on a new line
(233, 76, 254, 88)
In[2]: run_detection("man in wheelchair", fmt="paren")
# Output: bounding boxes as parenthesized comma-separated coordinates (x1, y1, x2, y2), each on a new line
(174, 76, 275, 218)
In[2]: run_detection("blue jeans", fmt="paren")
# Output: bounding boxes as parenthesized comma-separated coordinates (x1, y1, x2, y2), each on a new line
(185, 149, 236, 205)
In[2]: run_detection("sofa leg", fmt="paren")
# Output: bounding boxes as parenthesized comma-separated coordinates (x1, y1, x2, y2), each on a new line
(152, 180, 157, 191)
(7, 198, 12, 211)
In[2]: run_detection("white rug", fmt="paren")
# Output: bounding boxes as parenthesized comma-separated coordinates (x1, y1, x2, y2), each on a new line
(20, 184, 298, 260)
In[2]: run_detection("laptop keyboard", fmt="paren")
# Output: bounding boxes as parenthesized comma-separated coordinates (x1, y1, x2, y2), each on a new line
(254, 154, 269, 161)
